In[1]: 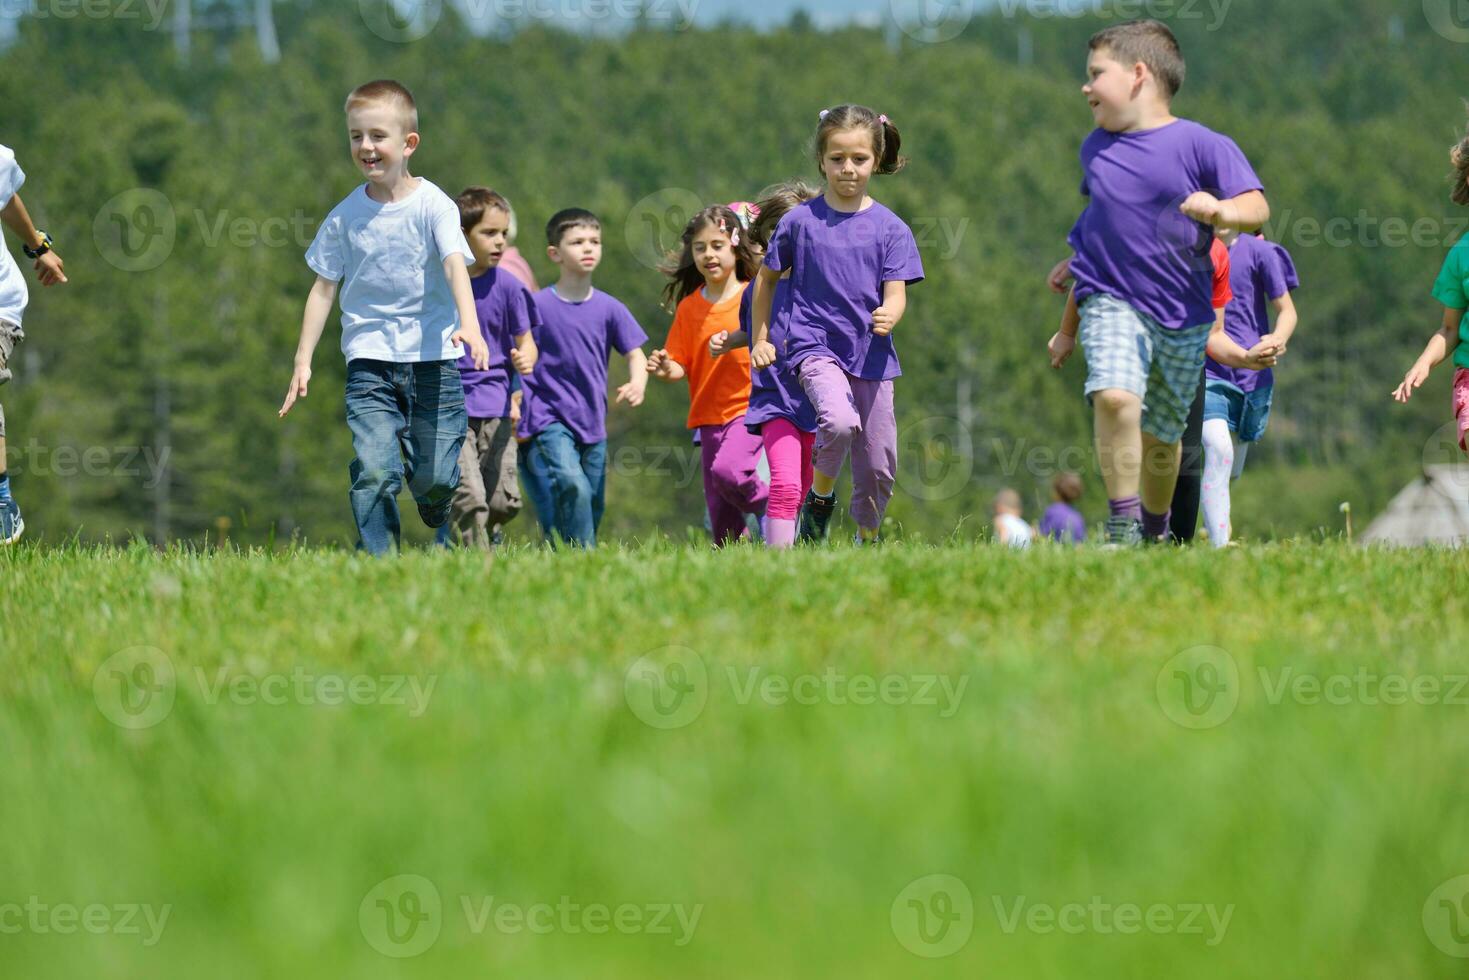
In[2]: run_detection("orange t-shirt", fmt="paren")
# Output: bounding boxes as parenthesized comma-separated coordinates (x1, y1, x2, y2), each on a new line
(664, 283, 753, 429)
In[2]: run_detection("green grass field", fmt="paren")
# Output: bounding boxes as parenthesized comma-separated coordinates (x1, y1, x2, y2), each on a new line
(2, 541, 1468, 978)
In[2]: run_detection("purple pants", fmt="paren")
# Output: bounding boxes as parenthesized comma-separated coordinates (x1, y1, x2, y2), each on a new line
(798, 356, 897, 531)
(699, 415, 769, 547)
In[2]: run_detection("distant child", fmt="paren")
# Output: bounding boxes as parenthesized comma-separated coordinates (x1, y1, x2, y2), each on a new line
(1039, 472, 1087, 544)
(1393, 117, 1469, 451)
(751, 104, 925, 545)
(726, 182, 823, 549)
(993, 489, 1034, 549)
(0, 142, 68, 546)
(446, 187, 540, 550)
(648, 205, 768, 546)
(1199, 229, 1299, 547)
(518, 208, 649, 548)
(1041, 21, 1275, 546)
(281, 80, 490, 556)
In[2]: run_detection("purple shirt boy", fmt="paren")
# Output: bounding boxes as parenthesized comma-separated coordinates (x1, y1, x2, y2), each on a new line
(1039, 502, 1088, 544)
(764, 197, 924, 381)
(518, 287, 647, 444)
(740, 278, 817, 433)
(1205, 235, 1299, 393)
(457, 268, 539, 419)
(1068, 119, 1263, 331)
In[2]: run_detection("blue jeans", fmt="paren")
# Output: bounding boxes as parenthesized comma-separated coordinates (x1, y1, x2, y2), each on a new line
(345, 359, 467, 556)
(519, 423, 606, 548)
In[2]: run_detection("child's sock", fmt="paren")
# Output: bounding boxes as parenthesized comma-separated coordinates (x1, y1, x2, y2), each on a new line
(1141, 506, 1171, 540)
(766, 517, 797, 549)
(1108, 495, 1141, 522)
(813, 488, 834, 501)
(0, 473, 11, 504)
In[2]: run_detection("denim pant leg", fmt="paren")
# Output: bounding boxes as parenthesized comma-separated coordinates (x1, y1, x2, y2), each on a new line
(402, 361, 468, 524)
(346, 360, 409, 556)
(528, 424, 596, 548)
(519, 439, 557, 542)
(580, 438, 608, 543)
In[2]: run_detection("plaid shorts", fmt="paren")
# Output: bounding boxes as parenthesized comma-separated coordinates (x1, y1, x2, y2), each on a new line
(1079, 295, 1211, 445)
(0, 319, 21, 439)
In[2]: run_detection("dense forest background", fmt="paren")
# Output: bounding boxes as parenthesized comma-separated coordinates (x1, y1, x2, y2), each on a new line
(2, 0, 1464, 546)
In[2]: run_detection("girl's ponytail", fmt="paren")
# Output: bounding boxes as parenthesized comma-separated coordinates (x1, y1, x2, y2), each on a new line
(1453, 109, 1469, 207)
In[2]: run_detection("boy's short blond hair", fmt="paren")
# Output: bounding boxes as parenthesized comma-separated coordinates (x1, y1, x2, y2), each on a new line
(344, 79, 419, 134)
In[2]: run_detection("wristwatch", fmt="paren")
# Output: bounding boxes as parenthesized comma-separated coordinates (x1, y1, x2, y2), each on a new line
(23, 231, 53, 259)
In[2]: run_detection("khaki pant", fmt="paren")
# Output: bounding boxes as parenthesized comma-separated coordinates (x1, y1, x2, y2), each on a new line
(449, 416, 521, 548)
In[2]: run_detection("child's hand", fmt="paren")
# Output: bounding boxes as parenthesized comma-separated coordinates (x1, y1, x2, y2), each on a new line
(751, 340, 778, 370)
(1244, 338, 1282, 370)
(646, 348, 676, 379)
(510, 391, 522, 425)
(1259, 331, 1288, 357)
(34, 251, 66, 286)
(1394, 363, 1431, 403)
(708, 331, 734, 358)
(1180, 192, 1224, 225)
(1046, 257, 1073, 294)
(1048, 331, 1076, 369)
(509, 346, 534, 375)
(279, 363, 311, 418)
(616, 377, 646, 407)
(872, 306, 898, 337)
(453, 328, 491, 371)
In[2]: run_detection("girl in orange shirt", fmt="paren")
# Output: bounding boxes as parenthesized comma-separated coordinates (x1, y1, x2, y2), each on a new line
(648, 205, 767, 545)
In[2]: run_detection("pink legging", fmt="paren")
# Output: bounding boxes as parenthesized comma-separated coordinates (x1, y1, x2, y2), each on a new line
(762, 418, 815, 549)
(699, 416, 770, 547)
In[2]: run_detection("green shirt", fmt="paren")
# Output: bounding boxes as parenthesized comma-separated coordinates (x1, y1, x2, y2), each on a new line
(1433, 232, 1469, 370)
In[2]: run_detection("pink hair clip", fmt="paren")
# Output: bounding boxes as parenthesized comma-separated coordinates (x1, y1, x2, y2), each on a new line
(879, 114, 889, 125)
(818, 109, 830, 121)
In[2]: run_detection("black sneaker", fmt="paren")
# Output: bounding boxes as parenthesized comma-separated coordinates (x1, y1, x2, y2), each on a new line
(418, 498, 452, 530)
(1102, 516, 1143, 549)
(490, 529, 506, 548)
(798, 490, 837, 543)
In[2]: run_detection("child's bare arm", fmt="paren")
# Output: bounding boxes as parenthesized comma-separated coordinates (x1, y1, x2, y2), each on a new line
(751, 266, 781, 368)
(872, 280, 907, 337)
(280, 275, 339, 418)
(1262, 292, 1298, 350)
(0, 192, 66, 285)
(1180, 190, 1270, 232)
(617, 348, 649, 406)
(1048, 289, 1080, 369)
(645, 349, 686, 382)
(1393, 307, 1463, 403)
(510, 330, 538, 375)
(1046, 255, 1074, 294)
(1207, 306, 1279, 370)
(444, 258, 490, 370)
(710, 330, 747, 358)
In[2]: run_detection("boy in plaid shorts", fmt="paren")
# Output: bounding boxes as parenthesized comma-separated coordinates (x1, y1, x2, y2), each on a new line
(1042, 20, 1274, 546)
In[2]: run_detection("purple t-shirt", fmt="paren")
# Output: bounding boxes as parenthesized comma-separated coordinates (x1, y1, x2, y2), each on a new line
(1205, 235, 1298, 394)
(764, 196, 924, 381)
(518, 287, 648, 444)
(457, 268, 539, 419)
(1039, 502, 1087, 544)
(1068, 119, 1263, 331)
(740, 278, 817, 433)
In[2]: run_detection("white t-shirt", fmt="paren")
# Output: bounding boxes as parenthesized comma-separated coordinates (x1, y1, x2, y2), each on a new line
(306, 178, 473, 363)
(996, 513, 1033, 549)
(0, 145, 29, 327)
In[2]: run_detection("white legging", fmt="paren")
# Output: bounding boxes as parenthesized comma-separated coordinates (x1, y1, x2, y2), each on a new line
(1201, 419, 1249, 548)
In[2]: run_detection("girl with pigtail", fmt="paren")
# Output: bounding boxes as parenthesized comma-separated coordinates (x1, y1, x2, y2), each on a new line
(751, 105, 925, 544)
(648, 205, 769, 546)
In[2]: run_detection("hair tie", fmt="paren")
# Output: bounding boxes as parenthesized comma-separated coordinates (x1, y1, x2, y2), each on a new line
(878, 114, 889, 125)
(818, 109, 830, 121)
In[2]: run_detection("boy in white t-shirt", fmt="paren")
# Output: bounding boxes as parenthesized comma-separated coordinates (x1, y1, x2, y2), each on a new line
(0, 144, 68, 545)
(994, 488, 1034, 550)
(279, 80, 489, 555)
